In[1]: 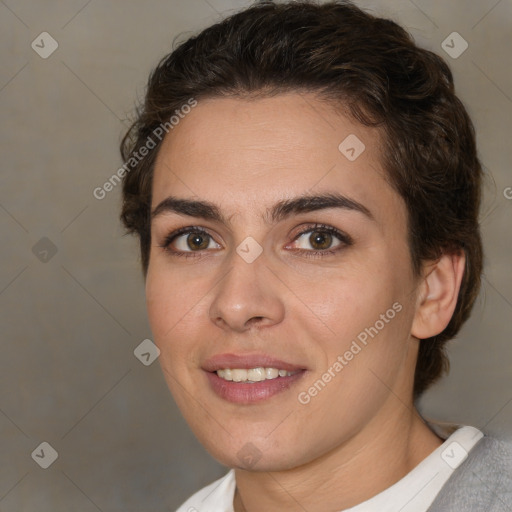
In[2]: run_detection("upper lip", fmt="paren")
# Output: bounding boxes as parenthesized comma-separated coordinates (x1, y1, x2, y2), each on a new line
(202, 353, 306, 372)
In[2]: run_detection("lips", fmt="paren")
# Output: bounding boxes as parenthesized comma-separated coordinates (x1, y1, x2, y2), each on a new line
(202, 353, 307, 404)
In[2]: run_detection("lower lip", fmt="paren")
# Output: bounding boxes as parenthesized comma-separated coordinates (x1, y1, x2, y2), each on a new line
(205, 370, 306, 404)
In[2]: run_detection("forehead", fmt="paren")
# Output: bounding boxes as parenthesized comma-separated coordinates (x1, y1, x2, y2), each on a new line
(151, 93, 402, 229)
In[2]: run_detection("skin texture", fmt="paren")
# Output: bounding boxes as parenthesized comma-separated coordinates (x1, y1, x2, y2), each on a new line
(145, 93, 465, 511)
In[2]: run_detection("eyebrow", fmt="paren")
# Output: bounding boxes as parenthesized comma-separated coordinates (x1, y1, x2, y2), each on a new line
(151, 192, 374, 225)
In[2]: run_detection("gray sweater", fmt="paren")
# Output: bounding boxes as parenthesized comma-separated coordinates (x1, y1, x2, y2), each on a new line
(428, 433, 512, 511)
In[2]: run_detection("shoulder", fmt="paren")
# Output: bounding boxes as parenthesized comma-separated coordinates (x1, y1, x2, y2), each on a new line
(429, 431, 512, 512)
(175, 470, 236, 512)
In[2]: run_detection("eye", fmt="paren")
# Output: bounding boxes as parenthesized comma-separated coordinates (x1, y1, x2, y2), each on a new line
(159, 227, 221, 257)
(288, 224, 352, 257)
(159, 223, 352, 259)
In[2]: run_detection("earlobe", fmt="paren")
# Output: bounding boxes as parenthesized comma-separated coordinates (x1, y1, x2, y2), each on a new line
(411, 251, 466, 340)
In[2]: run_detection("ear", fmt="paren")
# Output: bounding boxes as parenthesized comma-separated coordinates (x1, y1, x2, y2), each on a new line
(411, 251, 466, 339)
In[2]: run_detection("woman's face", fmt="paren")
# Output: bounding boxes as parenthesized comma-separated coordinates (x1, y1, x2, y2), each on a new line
(146, 93, 421, 471)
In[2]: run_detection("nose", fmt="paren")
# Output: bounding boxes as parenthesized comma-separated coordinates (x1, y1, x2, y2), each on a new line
(208, 249, 285, 333)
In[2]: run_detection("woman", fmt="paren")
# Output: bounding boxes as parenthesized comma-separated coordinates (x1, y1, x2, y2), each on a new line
(119, 1, 512, 510)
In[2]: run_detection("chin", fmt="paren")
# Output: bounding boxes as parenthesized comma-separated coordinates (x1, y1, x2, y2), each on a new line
(197, 429, 308, 472)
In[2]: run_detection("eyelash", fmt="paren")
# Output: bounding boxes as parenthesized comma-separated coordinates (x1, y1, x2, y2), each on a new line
(158, 223, 353, 259)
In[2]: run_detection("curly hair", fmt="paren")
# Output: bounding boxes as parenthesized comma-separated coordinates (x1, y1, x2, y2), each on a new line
(120, 0, 483, 400)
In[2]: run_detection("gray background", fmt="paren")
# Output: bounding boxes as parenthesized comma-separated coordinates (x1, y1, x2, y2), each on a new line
(1, 0, 511, 510)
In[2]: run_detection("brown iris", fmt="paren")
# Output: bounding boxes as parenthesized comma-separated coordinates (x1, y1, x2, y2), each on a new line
(309, 230, 333, 250)
(187, 232, 209, 251)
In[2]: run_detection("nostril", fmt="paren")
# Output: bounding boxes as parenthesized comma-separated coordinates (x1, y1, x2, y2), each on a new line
(246, 316, 264, 327)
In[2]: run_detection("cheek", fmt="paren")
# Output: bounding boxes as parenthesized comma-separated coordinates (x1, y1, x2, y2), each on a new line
(296, 306, 412, 435)
(145, 270, 171, 338)
(294, 253, 413, 390)
(145, 268, 198, 397)
(145, 259, 219, 374)
(294, 258, 400, 337)
(145, 262, 193, 347)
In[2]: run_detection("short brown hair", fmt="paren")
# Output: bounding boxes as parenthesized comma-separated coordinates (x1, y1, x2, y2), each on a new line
(120, 0, 483, 400)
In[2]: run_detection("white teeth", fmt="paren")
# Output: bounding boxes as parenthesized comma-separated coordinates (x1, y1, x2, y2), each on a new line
(247, 367, 266, 382)
(216, 367, 298, 382)
(231, 369, 246, 382)
(265, 368, 279, 379)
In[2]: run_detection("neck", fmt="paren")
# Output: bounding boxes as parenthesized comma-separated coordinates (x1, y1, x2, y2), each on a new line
(233, 406, 443, 512)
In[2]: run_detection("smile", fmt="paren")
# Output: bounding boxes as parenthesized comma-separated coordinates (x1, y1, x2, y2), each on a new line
(203, 353, 307, 403)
